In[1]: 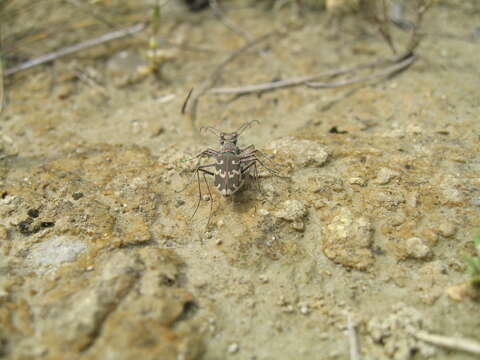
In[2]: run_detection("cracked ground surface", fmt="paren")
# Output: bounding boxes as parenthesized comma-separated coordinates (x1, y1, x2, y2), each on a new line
(1, 1, 480, 359)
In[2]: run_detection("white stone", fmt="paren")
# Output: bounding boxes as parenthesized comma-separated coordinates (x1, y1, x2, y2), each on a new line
(406, 237, 432, 259)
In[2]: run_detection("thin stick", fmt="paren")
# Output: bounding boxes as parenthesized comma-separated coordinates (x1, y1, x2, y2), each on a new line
(209, 0, 251, 42)
(374, 0, 396, 54)
(5, 23, 146, 76)
(72, 66, 108, 97)
(347, 314, 360, 360)
(0, 23, 4, 114)
(410, 329, 480, 355)
(405, 0, 433, 56)
(209, 59, 385, 95)
(0, 58, 3, 114)
(181, 88, 194, 115)
(64, 0, 116, 28)
(306, 54, 415, 88)
(186, 31, 275, 122)
(159, 39, 218, 53)
(209, 54, 414, 95)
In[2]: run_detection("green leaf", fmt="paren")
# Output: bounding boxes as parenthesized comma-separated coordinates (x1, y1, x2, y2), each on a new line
(474, 233, 480, 252)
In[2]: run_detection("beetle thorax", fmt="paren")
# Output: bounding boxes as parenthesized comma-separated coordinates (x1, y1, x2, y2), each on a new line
(220, 132, 239, 154)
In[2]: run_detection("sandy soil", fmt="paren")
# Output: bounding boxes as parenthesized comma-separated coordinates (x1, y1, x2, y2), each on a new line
(1, 1, 480, 359)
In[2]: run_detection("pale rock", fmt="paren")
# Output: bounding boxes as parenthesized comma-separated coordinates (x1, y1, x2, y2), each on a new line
(267, 137, 329, 168)
(405, 237, 432, 259)
(274, 200, 307, 221)
(322, 208, 375, 270)
(374, 167, 400, 185)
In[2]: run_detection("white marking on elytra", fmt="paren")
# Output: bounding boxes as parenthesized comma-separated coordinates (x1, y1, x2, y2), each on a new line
(220, 188, 232, 196)
(228, 169, 241, 178)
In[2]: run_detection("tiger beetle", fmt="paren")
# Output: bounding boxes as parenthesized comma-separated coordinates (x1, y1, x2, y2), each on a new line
(178, 120, 284, 227)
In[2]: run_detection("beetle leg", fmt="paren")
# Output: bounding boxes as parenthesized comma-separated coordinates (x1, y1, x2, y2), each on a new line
(176, 161, 215, 194)
(239, 144, 255, 153)
(241, 160, 261, 193)
(196, 148, 220, 158)
(186, 164, 215, 222)
(240, 155, 286, 178)
(241, 146, 277, 165)
(191, 169, 203, 221)
(201, 169, 214, 228)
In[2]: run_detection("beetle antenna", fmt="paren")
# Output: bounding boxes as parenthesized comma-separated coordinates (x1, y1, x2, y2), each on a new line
(236, 120, 260, 135)
(200, 126, 222, 136)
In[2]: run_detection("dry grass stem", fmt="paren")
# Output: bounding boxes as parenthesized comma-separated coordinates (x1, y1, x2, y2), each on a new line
(209, 0, 252, 42)
(0, 59, 4, 114)
(410, 329, 480, 355)
(0, 23, 4, 114)
(186, 31, 276, 123)
(64, 0, 115, 28)
(209, 54, 415, 95)
(306, 54, 415, 88)
(5, 23, 146, 77)
(347, 314, 360, 360)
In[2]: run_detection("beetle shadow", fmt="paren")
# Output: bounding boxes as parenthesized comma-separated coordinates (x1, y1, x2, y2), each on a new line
(229, 175, 264, 215)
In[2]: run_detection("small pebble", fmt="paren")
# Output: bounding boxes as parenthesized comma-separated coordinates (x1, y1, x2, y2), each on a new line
(228, 343, 239, 354)
(348, 177, 366, 186)
(0, 288, 8, 301)
(406, 237, 432, 259)
(473, 26, 480, 40)
(438, 222, 456, 238)
(390, 212, 406, 226)
(299, 304, 310, 315)
(258, 208, 270, 216)
(292, 220, 305, 231)
(374, 167, 399, 185)
(258, 275, 269, 283)
(471, 197, 480, 206)
(274, 200, 307, 221)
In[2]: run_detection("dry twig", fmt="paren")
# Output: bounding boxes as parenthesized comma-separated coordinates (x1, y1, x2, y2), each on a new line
(205, 0, 430, 100)
(209, 0, 252, 42)
(209, 53, 414, 95)
(346, 314, 360, 360)
(405, 0, 434, 56)
(72, 66, 108, 97)
(410, 328, 480, 355)
(306, 55, 414, 88)
(0, 23, 4, 114)
(5, 23, 146, 76)
(64, 0, 116, 28)
(375, 0, 396, 54)
(185, 31, 276, 122)
(0, 62, 3, 114)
